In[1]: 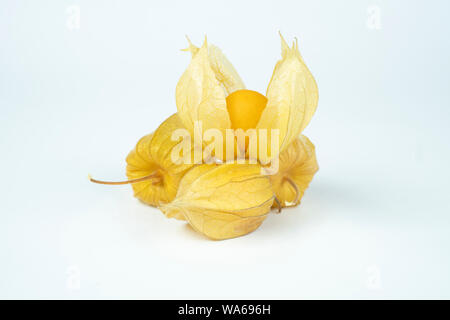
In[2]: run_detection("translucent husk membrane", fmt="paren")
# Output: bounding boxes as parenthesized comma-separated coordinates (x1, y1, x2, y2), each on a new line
(160, 163, 275, 240)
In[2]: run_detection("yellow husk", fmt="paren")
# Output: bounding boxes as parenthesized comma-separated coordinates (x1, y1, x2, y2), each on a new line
(126, 114, 194, 207)
(256, 34, 319, 164)
(160, 163, 274, 240)
(176, 39, 234, 151)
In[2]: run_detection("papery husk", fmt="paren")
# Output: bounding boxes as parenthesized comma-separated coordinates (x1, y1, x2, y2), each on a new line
(176, 39, 240, 150)
(126, 114, 194, 207)
(256, 34, 319, 164)
(160, 163, 274, 240)
(182, 37, 245, 96)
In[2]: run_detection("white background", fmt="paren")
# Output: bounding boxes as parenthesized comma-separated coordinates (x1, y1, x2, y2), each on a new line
(1, 0, 449, 299)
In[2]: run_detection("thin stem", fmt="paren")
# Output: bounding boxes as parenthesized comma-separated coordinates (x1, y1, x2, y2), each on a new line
(273, 196, 282, 213)
(89, 172, 160, 185)
(283, 176, 300, 205)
